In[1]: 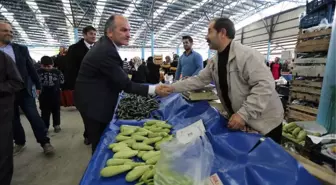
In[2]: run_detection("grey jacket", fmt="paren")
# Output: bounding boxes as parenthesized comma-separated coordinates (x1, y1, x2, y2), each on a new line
(171, 41, 284, 135)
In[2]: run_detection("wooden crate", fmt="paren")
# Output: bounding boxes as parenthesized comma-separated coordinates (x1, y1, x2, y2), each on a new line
(288, 104, 318, 115)
(299, 29, 332, 40)
(292, 65, 325, 77)
(294, 58, 327, 65)
(286, 104, 318, 122)
(291, 92, 320, 103)
(291, 80, 323, 88)
(291, 86, 321, 95)
(295, 38, 330, 53)
(287, 109, 316, 121)
(292, 58, 326, 77)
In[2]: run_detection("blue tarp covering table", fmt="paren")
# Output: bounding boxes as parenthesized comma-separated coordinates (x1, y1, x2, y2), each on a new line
(80, 93, 321, 185)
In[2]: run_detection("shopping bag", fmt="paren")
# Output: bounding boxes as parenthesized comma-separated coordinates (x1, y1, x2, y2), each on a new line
(154, 133, 214, 185)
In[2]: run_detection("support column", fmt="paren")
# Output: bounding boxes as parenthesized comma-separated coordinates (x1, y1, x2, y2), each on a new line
(141, 47, 145, 60)
(241, 27, 244, 44)
(74, 28, 79, 43)
(266, 16, 274, 63)
(151, 31, 154, 57)
(317, 13, 336, 133)
(266, 41, 271, 62)
(176, 47, 180, 55)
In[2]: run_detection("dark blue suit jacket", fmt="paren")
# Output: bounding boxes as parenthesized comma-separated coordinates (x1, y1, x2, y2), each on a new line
(12, 43, 41, 96)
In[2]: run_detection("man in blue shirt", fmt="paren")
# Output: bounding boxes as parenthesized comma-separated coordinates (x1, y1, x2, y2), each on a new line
(175, 36, 203, 80)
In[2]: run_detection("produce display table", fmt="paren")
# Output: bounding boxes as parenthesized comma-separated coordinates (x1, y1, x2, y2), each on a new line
(80, 93, 321, 185)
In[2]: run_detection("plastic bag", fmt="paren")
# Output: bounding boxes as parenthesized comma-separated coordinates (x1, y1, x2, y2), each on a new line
(164, 74, 174, 84)
(275, 76, 287, 85)
(305, 18, 332, 32)
(154, 133, 214, 185)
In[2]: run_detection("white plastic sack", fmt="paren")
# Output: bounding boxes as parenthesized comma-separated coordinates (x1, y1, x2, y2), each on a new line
(275, 76, 287, 85)
(305, 18, 332, 32)
(154, 134, 214, 185)
(164, 74, 174, 84)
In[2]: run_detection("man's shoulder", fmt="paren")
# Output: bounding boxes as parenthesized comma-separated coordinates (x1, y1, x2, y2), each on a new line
(0, 51, 13, 63)
(192, 50, 202, 55)
(94, 37, 118, 57)
(233, 41, 264, 63)
(69, 42, 82, 49)
(11, 43, 28, 51)
(191, 50, 203, 60)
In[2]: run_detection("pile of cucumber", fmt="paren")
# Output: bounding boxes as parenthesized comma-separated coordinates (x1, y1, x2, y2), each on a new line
(282, 122, 307, 145)
(100, 119, 173, 185)
(117, 94, 160, 120)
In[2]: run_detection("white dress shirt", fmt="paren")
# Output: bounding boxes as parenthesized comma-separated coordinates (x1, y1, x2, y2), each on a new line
(84, 40, 94, 49)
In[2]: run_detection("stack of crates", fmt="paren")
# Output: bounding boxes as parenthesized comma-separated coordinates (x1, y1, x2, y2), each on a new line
(300, 0, 335, 28)
(286, 1, 334, 123)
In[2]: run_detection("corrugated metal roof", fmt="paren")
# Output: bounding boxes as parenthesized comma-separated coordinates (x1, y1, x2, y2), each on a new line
(0, 0, 305, 48)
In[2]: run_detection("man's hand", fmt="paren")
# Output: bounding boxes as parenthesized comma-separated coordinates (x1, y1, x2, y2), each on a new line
(228, 113, 245, 130)
(155, 84, 174, 97)
(36, 90, 41, 96)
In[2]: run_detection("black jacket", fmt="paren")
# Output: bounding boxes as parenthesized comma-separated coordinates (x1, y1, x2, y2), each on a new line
(64, 39, 89, 90)
(147, 61, 160, 84)
(11, 43, 41, 96)
(74, 36, 149, 123)
(0, 51, 24, 121)
(52, 53, 67, 74)
(131, 64, 149, 83)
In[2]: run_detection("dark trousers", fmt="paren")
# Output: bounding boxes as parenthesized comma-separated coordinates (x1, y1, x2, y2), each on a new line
(80, 112, 89, 139)
(13, 90, 50, 147)
(0, 101, 14, 185)
(265, 123, 283, 144)
(39, 95, 61, 129)
(81, 113, 109, 154)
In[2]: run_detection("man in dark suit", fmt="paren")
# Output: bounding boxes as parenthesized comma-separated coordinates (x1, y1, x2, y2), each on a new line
(64, 26, 96, 145)
(0, 22, 54, 155)
(74, 15, 171, 154)
(0, 50, 24, 185)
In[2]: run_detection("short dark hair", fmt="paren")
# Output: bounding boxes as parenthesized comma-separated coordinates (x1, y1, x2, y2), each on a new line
(82, 26, 96, 35)
(104, 15, 116, 35)
(182, 35, 193, 43)
(40, 56, 53, 65)
(213, 18, 235, 39)
(147, 56, 153, 62)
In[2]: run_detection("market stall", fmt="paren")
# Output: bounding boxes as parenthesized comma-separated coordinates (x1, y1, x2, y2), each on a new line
(80, 93, 321, 185)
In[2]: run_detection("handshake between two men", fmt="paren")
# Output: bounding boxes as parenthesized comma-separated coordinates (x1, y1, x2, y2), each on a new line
(154, 84, 174, 97)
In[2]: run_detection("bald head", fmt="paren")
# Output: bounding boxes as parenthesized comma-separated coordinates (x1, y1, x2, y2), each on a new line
(104, 15, 131, 46)
(0, 21, 13, 45)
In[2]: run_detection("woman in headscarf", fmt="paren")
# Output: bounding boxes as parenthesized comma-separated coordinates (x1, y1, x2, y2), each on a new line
(146, 56, 161, 84)
(130, 56, 148, 83)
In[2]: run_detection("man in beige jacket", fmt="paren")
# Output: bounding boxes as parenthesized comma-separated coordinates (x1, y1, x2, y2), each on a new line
(165, 18, 284, 143)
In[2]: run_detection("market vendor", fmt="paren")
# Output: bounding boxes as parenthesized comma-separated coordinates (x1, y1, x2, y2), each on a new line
(164, 17, 284, 143)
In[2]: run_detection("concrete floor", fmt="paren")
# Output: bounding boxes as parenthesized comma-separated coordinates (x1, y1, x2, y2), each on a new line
(12, 107, 91, 185)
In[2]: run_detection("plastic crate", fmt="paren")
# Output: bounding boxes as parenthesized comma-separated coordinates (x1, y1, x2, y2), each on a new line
(300, 5, 335, 28)
(306, 0, 335, 14)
